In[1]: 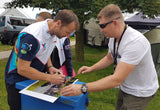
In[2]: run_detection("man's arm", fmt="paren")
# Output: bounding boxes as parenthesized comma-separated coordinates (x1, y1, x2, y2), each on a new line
(78, 52, 114, 74)
(61, 61, 136, 96)
(86, 61, 136, 92)
(17, 58, 65, 84)
(91, 52, 114, 71)
(63, 38, 73, 76)
(47, 57, 59, 74)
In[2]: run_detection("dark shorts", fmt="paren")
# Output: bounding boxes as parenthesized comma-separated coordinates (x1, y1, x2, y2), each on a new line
(116, 89, 155, 110)
(5, 83, 21, 110)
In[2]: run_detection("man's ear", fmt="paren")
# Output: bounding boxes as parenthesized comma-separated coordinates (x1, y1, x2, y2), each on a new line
(113, 20, 118, 25)
(56, 20, 62, 27)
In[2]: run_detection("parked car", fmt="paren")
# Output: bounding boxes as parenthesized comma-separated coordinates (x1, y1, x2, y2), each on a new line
(0, 15, 36, 45)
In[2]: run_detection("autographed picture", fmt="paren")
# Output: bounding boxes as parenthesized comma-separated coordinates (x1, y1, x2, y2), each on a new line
(20, 77, 78, 103)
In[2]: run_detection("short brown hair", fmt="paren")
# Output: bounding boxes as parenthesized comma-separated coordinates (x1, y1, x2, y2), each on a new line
(54, 9, 79, 31)
(38, 12, 53, 20)
(98, 4, 124, 21)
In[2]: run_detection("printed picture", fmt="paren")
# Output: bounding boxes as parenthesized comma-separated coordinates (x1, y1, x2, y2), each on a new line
(20, 77, 78, 103)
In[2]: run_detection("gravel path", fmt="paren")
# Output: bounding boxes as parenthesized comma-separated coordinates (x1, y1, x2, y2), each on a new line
(0, 50, 12, 60)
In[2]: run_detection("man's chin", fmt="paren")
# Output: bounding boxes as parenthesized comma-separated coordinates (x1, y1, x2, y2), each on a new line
(57, 36, 64, 39)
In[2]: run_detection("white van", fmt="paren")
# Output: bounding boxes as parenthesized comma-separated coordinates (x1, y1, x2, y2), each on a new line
(0, 15, 36, 45)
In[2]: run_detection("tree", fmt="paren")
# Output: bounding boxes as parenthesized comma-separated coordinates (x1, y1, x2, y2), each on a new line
(5, 0, 160, 62)
(114, 0, 160, 18)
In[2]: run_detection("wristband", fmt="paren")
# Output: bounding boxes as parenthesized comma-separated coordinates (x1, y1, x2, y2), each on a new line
(48, 66, 53, 69)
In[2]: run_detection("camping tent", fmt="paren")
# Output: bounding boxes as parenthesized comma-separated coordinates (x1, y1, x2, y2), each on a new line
(0, 8, 29, 18)
(125, 13, 160, 76)
(144, 26, 160, 76)
(125, 12, 160, 30)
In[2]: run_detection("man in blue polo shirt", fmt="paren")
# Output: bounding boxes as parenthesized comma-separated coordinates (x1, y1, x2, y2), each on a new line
(5, 9, 79, 110)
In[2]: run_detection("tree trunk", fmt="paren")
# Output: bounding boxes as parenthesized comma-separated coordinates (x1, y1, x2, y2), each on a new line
(75, 23, 84, 62)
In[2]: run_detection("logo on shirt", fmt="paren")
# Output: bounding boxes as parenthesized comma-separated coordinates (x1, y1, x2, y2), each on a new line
(21, 43, 32, 54)
(42, 43, 46, 49)
(65, 45, 70, 49)
(21, 49, 27, 54)
(47, 31, 50, 34)
(53, 41, 56, 43)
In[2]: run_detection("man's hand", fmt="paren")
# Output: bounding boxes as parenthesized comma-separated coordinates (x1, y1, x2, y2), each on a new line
(48, 66, 60, 74)
(47, 73, 65, 84)
(78, 66, 92, 74)
(61, 84, 82, 96)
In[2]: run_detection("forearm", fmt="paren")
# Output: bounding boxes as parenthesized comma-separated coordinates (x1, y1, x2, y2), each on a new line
(18, 66, 50, 82)
(46, 57, 59, 73)
(86, 74, 120, 92)
(17, 58, 53, 82)
(86, 61, 136, 92)
(47, 57, 53, 67)
(91, 53, 113, 71)
(18, 65, 66, 85)
(61, 61, 136, 96)
(60, 74, 121, 96)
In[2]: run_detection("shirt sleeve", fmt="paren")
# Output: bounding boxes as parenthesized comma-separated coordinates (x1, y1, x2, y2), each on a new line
(17, 33, 39, 61)
(120, 41, 149, 65)
(63, 38, 73, 76)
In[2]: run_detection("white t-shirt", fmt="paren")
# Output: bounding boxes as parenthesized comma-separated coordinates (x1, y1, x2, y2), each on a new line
(108, 27, 159, 97)
(55, 36, 67, 66)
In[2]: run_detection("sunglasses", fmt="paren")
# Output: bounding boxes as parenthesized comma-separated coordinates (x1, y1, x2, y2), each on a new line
(99, 17, 120, 29)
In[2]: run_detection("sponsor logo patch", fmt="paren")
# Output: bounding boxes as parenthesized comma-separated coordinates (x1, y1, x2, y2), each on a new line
(42, 43, 46, 49)
(21, 49, 27, 54)
(65, 45, 70, 49)
(21, 43, 32, 54)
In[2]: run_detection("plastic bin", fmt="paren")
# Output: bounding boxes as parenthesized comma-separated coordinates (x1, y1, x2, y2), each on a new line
(16, 80, 89, 110)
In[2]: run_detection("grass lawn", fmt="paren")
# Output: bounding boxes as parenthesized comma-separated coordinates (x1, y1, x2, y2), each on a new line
(0, 58, 9, 110)
(0, 45, 160, 110)
(0, 42, 13, 52)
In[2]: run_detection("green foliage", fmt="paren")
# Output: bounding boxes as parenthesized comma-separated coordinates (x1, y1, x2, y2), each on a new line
(115, 0, 160, 18)
(141, 0, 160, 18)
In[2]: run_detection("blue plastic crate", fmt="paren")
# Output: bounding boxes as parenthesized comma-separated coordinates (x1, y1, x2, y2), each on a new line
(16, 80, 89, 110)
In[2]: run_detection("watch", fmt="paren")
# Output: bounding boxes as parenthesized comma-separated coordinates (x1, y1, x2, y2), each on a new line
(81, 84, 88, 94)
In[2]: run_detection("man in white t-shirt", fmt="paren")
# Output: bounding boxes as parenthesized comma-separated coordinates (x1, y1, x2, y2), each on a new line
(61, 4, 159, 110)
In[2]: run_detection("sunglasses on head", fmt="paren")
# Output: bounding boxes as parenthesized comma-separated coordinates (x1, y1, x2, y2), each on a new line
(99, 17, 120, 29)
